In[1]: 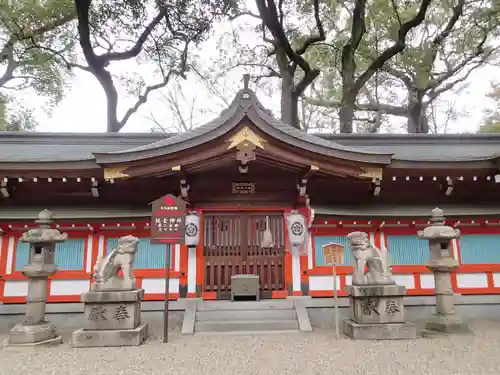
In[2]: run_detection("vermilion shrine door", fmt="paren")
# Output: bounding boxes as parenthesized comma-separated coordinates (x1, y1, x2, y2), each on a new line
(203, 212, 285, 299)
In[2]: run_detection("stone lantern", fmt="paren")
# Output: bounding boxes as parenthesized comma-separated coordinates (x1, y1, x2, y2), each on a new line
(8, 209, 68, 346)
(418, 207, 468, 333)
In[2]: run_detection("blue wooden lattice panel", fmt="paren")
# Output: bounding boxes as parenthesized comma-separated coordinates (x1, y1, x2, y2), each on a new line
(385, 235, 428, 265)
(459, 234, 500, 264)
(14, 242, 30, 270)
(15, 238, 85, 271)
(313, 235, 352, 266)
(105, 237, 172, 269)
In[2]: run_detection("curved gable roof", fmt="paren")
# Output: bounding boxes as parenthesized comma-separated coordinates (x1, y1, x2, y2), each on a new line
(93, 89, 394, 165)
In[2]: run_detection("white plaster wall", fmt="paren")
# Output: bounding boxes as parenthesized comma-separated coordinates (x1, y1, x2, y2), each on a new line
(51, 280, 90, 295)
(142, 277, 179, 294)
(187, 246, 197, 293)
(5, 236, 15, 275)
(309, 275, 341, 291)
(85, 235, 93, 273)
(493, 273, 500, 287)
(452, 239, 459, 260)
(420, 274, 435, 289)
(4, 280, 28, 297)
(174, 244, 180, 271)
(393, 274, 415, 289)
(307, 232, 313, 270)
(457, 273, 488, 288)
(97, 235, 105, 258)
(345, 275, 352, 286)
(292, 246, 301, 292)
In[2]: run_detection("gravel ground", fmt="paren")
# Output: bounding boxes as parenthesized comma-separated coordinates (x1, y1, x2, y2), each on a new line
(0, 321, 499, 375)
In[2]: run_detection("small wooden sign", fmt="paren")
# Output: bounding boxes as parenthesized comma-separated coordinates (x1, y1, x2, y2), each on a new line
(322, 243, 345, 266)
(151, 194, 187, 245)
(232, 182, 256, 195)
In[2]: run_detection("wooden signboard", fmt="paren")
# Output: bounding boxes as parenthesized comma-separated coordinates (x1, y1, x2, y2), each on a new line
(150, 193, 187, 344)
(322, 243, 345, 266)
(151, 194, 187, 245)
(232, 182, 256, 195)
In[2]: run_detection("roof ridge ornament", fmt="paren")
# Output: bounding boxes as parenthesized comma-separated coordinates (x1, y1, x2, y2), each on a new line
(243, 74, 250, 90)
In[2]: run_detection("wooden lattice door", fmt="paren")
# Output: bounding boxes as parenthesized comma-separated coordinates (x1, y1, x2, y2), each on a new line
(203, 212, 285, 299)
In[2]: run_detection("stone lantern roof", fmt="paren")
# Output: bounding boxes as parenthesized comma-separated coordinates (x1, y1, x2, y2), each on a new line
(20, 209, 68, 244)
(417, 207, 460, 240)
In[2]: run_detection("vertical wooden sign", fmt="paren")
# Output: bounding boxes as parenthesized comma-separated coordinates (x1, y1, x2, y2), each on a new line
(322, 243, 345, 340)
(150, 194, 187, 343)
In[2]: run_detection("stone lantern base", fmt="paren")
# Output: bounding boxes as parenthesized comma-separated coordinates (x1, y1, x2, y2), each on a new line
(8, 322, 62, 346)
(425, 313, 469, 333)
(72, 289, 148, 347)
(342, 284, 416, 340)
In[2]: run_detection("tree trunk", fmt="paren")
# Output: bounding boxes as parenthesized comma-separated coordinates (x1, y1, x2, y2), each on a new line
(280, 71, 300, 129)
(93, 68, 120, 132)
(339, 92, 356, 133)
(406, 89, 429, 133)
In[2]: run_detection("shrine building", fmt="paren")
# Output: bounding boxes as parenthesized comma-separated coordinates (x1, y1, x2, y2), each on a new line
(1, 87, 500, 304)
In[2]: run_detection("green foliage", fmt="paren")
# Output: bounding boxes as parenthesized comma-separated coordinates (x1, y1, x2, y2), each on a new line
(479, 81, 500, 133)
(0, 0, 77, 107)
(300, 0, 500, 132)
(0, 95, 37, 132)
(478, 119, 500, 133)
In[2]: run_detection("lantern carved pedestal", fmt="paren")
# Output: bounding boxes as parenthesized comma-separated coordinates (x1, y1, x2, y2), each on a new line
(418, 208, 468, 333)
(8, 210, 67, 346)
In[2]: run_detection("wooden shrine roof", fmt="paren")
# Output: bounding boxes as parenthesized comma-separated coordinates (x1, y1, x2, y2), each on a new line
(1, 131, 499, 165)
(0, 88, 499, 171)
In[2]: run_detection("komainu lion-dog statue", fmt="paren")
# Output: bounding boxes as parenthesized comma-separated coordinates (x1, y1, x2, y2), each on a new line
(91, 235, 140, 291)
(346, 231, 394, 285)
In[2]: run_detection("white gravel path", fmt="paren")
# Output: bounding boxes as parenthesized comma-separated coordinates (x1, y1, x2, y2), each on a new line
(0, 321, 499, 375)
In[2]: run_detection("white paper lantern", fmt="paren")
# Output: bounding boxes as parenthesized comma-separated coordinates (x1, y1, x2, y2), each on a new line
(286, 211, 307, 247)
(184, 212, 200, 246)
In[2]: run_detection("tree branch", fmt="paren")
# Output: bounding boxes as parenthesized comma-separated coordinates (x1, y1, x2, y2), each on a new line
(382, 65, 413, 89)
(424, 62, 481, 105)
(295, 0, 326, 55)
(118, 41, 190, 129)
(426, 34, 488, 91)
(354, 0, 432, 92)
(255, 0, 321, 73)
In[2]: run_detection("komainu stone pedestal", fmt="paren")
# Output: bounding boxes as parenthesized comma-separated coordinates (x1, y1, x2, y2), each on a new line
(72, 289, 148, 347)
(342, 285, 416, 340)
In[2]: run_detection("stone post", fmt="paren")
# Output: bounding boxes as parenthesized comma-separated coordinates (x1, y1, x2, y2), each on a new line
(8, 209, 67, 346)
(418, 207, 468, 333)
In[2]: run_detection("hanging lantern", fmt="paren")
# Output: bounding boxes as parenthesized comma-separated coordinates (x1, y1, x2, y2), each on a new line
(184, 212, 200, 246)
(286, 210, 307, 247)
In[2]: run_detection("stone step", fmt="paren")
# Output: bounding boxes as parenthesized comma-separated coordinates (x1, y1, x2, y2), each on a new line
(196, 299, 294, 311)
(194, 330, 302, 337)
(196, 309, 296, 322)
(194, 319, 299, 333)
